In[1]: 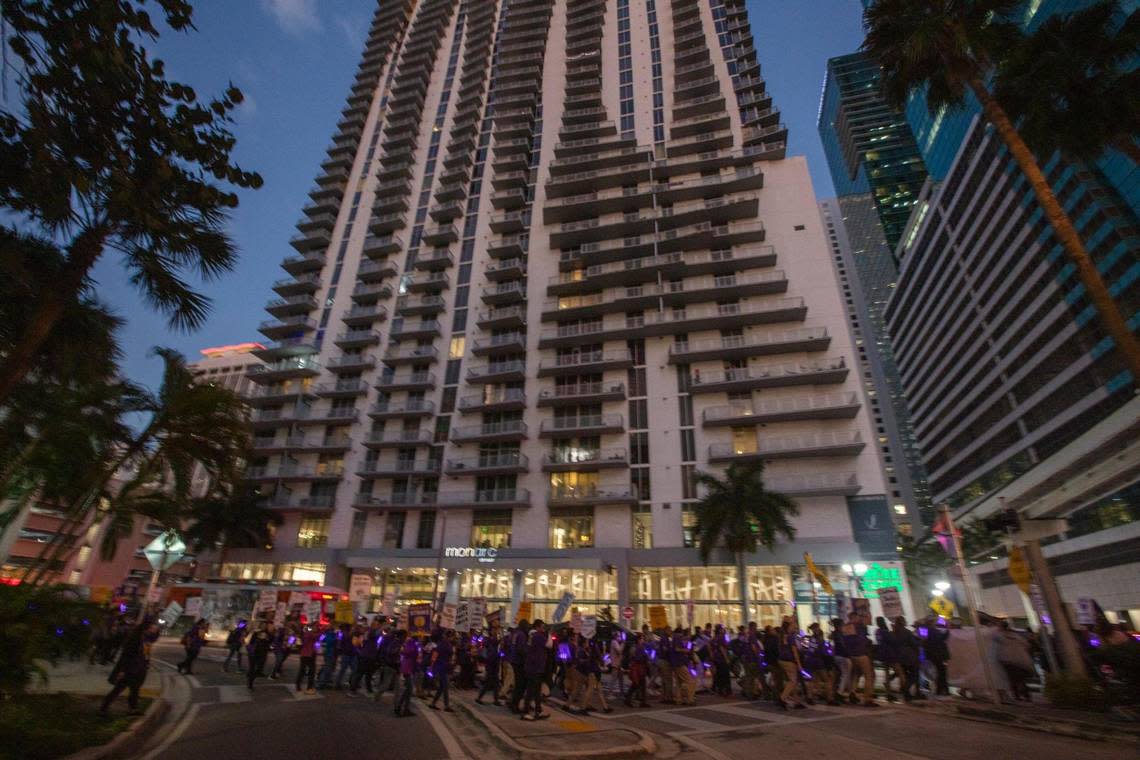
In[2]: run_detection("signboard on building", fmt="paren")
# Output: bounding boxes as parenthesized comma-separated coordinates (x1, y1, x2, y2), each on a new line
(443, 546, 498, 563)
(846, 495, 897, 560)
(859, 563, 905, 599)
(349, 574, 372, 605)
(552, 592, 575, 623)
(878, 588, 902, 621)
(581, 615, 597, 640)
(648, 605, 668, 631)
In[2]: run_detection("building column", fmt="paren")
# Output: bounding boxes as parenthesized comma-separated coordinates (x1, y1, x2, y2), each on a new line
(510, 568, 524, 622)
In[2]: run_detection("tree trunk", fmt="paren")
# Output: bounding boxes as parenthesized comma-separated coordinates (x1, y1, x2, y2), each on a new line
(1113, 136, 1140, 167)
(969, 78, 1140, 384)
(0, 224, 110, 405)
(737, 551, 751, 626)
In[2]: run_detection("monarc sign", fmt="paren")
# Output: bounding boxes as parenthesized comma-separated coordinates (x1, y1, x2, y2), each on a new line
(444, 546, 498, 563)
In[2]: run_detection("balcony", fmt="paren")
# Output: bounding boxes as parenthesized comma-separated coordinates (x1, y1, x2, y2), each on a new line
(313, 379, 370, 398)
(245, 384, 317, 407)
(476, 305, 526, 329)
(480, 281, 526, 305)
(260, 494, 336, 513)
(357, 259, 398, 281)
(362, 429, 435, 449)
(406, 272, 450, 293)
(421, 223, 458, 245)
(457, 388, 526, 413)
(249, 406, 312, 427)
(326, 353, 376, 373)
(701, 392, 861, 427)
(764, 472, 862, 497)
(368, 399, 436, 419)
(265, 294, 317, 318)
(450, 419, 527, 443)
(541, 448, 629, 473)
(547, 485, 637, 506)
(375, 372, 436, 391)
(249, 338, 315, 363)
(362, 235, 404, 258)
(353, 488, 531, 511)
(444, 453, 529, 476)
(289, 228, 332, 253)
(245, 464, 345, 482)
(271, 272, 322, 296)
(383, 345, 439, 364)
(350, 282, 392, 303)
(471, 333, 526, 356)
(294, 407, 359, 426)
(356, 460, 443, 478)
(485, 257, 527, 282)
(539, 413, 624, 438)
(536, 349, 633, 377)
(258, 316, 317, 340)
(414, 249, 454, 270)
(396, 294, 446, 316)
(341, 304, 389, 327)
(390, 319, 442, 340)
(670, 328, 831, 364)
(334, 330, 382, 349)
(708, 431, 865, 463)
(689, 358, 848, 394)
(486, 235, 527, 259)
(280, 252, 326, 275)
(247, 358, 321, 385)
(465, 360, 526, 383)
(536, 381, 625, 407)
(550, 246, 777, 291)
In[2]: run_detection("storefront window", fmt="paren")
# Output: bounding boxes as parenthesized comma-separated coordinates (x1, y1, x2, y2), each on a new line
(523, 568, 618, 621)
(376, 568, 443, 606)
(220, 563, 275, 580)
(297, 516, 330, 548)
(549, 507, 594, 548)
(470, 509, 512, 548)
(632, 506, 652, 549)
(459, 568, 514, 601)
(628, 565, 793, 630)
(277, 562, 326, 585)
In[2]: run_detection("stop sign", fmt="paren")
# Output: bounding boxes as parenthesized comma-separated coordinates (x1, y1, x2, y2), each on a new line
(622, 605, 634, 620)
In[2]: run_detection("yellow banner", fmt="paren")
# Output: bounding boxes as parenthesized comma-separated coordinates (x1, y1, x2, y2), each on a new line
(514, 600, 533, 625)
(648, 605, 669, 631)
(804, 552, 834, 595)
(1007, 546, 1031, 595)
(334, 600, 355, 624)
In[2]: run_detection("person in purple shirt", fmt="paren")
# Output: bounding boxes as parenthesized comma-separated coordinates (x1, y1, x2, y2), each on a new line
(475, 619, 502, 705)
(521, 619, 551, 721)
(394, 631, 418, 718)
(429, 629, 455, 711)
(842, 612, 877, 706)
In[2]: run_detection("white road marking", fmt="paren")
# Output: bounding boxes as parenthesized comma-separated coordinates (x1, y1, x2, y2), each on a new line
(138, 702, 201, 760)
(420, 705, 470, 760)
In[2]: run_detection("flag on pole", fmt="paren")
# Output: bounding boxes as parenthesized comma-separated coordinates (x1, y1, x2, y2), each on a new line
(803, 553, 833, 594)
(931, 511, 961, 557)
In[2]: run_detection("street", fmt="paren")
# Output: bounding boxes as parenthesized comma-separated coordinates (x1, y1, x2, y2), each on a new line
(131, 643, 1134, 760)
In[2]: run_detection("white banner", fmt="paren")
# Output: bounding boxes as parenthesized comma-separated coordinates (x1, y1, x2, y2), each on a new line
(440, 602, 457, 630)
(470, 597, 486, 627)
(349, 574, 373, 605)
(879, 588, 903, 621)
(160, 601, 183, 622)
(258, 589, 279, 612)
(288, 591, 308, 608)
(455, 602, 470, 632)
(304, 600, 322, 624)
(381, 591, 396, 617)
(552, 592, 575, 623)
(581, 615, 597, 640)
(184, 597, 202, 620)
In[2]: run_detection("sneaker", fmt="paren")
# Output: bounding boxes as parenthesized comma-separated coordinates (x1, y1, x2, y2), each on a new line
(535, 712, 551, 720)
(521, 714, 535, 721)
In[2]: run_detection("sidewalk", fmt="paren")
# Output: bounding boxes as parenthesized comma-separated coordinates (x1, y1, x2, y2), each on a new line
(449, 688, 656, 759)
(905, 695, 1140, 745)
(28, 658, 162, 700)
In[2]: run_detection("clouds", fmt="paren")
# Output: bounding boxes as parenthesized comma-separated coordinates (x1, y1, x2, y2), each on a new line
(259, 0, 321, 36)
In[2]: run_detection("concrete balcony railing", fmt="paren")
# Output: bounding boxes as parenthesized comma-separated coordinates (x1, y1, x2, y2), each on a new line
(708, 431, 864, 462)
(702, 392, 861, 426)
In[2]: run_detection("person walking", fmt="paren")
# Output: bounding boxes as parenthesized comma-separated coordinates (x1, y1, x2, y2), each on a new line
(521, 619, 551, 721)
(333, 623, 358, 690)
(508, 620, 530, 713)
(624, 633, 651, 708)
(429, 629, 455, 712)
(222, 620, 247, 673)
(295, 623, 320, 694)
(671, 628, 697, 706)
(875, 616, 902, 702)
(892, 617, 922, 702)
(456, 632, 476, 689)
(99, 621, 158, 716)
(830, 617, 853, 704)
(656, 626, 675, 704)
(317, 623, 338, 689)
(842, 611, 877, 706)
(246, 623, 273, 691)
(777, 620, 806, 709)
(395, 633, 419, 718)
(350, 618, 382, 695)
(269, 620, 295, 680)
(475, 620, 502, 705)
(176, 619, 207, 675)
(924, 618, 951, 696)
(806, 622, 838, 705)
(572, 637, 612, 714)
(374, 627, 400, 703)
(709, 628, 732, 697)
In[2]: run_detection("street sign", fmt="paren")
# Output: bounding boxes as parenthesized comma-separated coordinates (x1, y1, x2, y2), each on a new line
(552, 592, 575, 623)
(1008, 546, 1031, 594)
(929, 596, 954, 619)
(878, 588, 902, 621)
(142, 530, 186, 572)
(581, 615, 597, 640)
(622, 606, 635, 621)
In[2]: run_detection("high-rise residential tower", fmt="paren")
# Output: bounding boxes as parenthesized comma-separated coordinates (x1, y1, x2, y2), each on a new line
(237, 0, 909, 627)
(817, 52, 932, 525)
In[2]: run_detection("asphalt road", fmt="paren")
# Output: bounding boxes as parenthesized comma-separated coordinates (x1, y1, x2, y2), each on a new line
(137, 643, 460, 760)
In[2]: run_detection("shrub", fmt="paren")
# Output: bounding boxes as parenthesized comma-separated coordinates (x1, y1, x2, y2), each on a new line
(0, 584, 96, 697)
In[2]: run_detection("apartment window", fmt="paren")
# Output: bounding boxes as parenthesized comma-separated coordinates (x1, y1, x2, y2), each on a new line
(416, 510, 437, 549)
(348, 510, 367, 549)
(550, 470, 598, 499)
(297, 516, 330, 548)
(731, 427, 757, 455)
(632, 506, 653, 549)
(471, 509, 512, 549)
(681, 506, 698, 548)
(384, 511, 406, 549)
(549, 507, 594, 548)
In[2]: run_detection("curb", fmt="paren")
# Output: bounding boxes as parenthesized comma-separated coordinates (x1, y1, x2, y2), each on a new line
(455, 699, 656, 759)
(64, 693, 169, 760)
(905, 701, 1140, 746)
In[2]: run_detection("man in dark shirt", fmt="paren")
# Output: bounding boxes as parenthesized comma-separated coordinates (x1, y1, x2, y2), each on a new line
(476, 620, 502, 705)
(429, 629, 455, 712)
(842, 611, 877, 706)
(521, 619, 551, 721)
(508, 621, 530, 713)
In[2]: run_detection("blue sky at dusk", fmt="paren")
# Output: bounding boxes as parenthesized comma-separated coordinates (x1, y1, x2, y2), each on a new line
(92, 0, 866, 393)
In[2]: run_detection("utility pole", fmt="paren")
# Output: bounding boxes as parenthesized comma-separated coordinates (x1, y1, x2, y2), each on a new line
(943, 505, 999, 702)
(1021, 538, 1087, 678)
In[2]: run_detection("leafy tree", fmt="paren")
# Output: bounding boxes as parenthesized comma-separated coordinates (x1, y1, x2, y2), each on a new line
(692, 461, 798, 623)
(183, 487, 281, 573)
(0, 0, 262, 403)
(896, 520, 1002, 587)
(862, 0, 1140, 383)
(995, 1, 1140, 166)
(0, 584, 96, 696)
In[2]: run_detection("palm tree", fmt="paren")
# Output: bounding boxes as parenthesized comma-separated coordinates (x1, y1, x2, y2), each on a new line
(995, 1, 1140, 166)
(22, 347, 251, 583)
(184, 489, 282, 575)
(692, 461, 799, 623)
(862, 0, 1140, 383)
